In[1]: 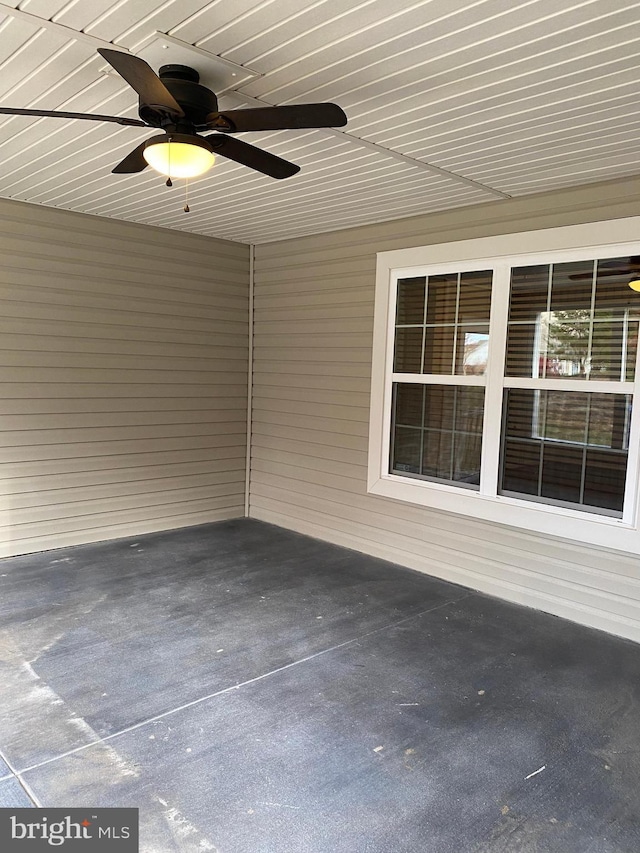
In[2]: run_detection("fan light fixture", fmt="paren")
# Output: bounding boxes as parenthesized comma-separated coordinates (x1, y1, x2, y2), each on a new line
(143, 133, 215, 178)
(629, 277, 640, 292)
(0, 48, 347, 185)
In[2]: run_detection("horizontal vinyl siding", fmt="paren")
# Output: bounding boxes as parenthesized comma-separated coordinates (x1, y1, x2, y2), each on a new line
(0, 199, 249, 557)
(252, 174, 640, 644)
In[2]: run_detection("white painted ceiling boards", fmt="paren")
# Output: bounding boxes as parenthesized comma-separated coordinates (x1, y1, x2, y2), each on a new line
(0, 0, 638, 243)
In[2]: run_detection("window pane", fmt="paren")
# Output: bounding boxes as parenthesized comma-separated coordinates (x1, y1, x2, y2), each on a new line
(594, 257, 640, 319)
(550, 260, 594, 312)
(394, 383, 424, 427)
(505, 324, 537, 377)
(453, 432, 483, 484)
(540, 443, 583, 503)
(594, 258, 640, 378)
(396, 269, 492, 377)
(507, 266, 549, 379)
(500, 389, 630, 516)
(422, 430, 452, 479)
(507, 258, 636, 382)
(545, 317, 589, 378)
(541, 391, 588, 443)
(625, 321, 638, 382)
(423, 326, 454, 374)
(424, 385, 454, 431)
(421, 386, 483, 484)
(501, 438, 541, 496)
(501, 388, 535, 438)
(506, 316, 593, 379)
(394, 327, 423, 373)
(453, 386, 484, 485)
(584, 449, 626, 513)
(587, 393, 629, 449)
(391, 384, 483, 488)
(509, 265, 549, 323)
(591, 321, 624, 381)
(391, 427, 421, 474)
(456, 386, 485, 434)
(458, 270, 492, 322)
(425, 273, 457, 325)
(457, 325, 489, 374)
(396, 277, 425, 325)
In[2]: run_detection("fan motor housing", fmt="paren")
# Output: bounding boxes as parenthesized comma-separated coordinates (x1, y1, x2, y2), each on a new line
(138, 64, 219, 128)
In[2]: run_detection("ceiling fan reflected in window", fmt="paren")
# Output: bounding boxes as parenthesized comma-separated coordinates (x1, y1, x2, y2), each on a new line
(569, 256, 640, 292)
(627, 260, 640, 292)
(0, 48, 348, 205)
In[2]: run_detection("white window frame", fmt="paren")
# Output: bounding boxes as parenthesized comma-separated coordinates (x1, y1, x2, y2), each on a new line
(368, 217, 640, 554)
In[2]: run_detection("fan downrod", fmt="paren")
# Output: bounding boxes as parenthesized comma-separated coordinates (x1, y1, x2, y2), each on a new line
(158, 65, 200, 83)
(139, 64, 219, 129)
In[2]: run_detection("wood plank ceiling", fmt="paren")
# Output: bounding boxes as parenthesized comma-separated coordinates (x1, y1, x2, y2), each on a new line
(0, 0, 638, 243)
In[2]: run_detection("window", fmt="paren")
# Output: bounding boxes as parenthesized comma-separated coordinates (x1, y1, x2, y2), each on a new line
(390, 270, 492, 489)
(500, 258, 636, 518)
(368, 218, 640, 553)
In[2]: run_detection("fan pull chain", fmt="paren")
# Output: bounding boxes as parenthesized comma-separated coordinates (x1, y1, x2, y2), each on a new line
(184, 178, 190, 213)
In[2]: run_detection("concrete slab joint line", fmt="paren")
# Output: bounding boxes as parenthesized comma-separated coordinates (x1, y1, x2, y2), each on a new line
(0, 746, 39, 807)
(13, 593, 470, 777)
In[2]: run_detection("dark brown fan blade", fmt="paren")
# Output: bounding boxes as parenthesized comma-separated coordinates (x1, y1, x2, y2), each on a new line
(0, 106, 146, 126)
(208, 103, 347, 133)
(112, 141, 149, 174)
(207, 134, 299, 179)
(98, 48, 184, 117)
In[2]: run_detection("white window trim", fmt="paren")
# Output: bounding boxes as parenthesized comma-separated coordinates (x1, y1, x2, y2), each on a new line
(368, 216, 640, 554)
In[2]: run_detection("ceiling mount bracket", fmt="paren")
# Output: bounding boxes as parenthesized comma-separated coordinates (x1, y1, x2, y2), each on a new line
(103, 33, 262, 95)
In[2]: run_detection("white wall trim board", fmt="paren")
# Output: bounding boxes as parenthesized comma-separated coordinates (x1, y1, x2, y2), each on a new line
(245, 244, 255, 518)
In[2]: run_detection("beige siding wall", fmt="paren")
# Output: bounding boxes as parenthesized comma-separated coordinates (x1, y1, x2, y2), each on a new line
(0, 198, 249, 557)
(251, 174, 640, 644)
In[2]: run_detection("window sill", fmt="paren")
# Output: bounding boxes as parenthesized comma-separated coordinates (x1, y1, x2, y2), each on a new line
(367, 473, 639, 554)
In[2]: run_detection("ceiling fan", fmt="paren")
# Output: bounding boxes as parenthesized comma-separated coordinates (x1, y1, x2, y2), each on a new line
(0, 48, 348, 182)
